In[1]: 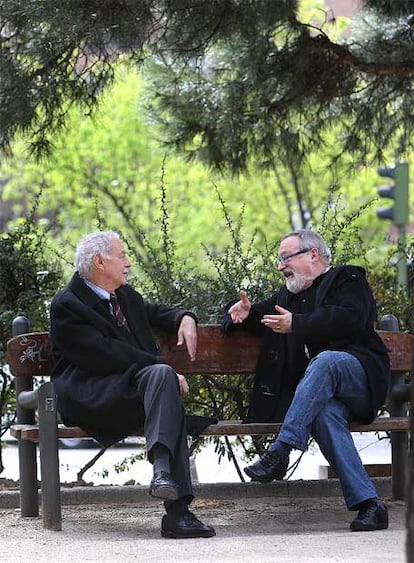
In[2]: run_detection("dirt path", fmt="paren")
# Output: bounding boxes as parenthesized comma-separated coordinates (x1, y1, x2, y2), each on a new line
(0, 496, 406, 562)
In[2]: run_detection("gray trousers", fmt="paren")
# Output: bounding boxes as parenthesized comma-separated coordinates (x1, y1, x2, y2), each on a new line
(135, 363, 193, 500)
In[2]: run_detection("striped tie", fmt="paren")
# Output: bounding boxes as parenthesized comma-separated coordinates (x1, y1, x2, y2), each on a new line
(109, 293, 126, 327)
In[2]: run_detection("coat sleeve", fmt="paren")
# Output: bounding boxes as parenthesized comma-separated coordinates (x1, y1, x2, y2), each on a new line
(143, 300, 197, 332)
(292, 267, 375, 339)
(50, 296, 161, 376)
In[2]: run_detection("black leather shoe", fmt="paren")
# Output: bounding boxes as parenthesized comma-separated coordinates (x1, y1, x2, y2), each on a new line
(161, 510, 216, 539)
(350, 499, 388, 532)
(244, 450, 288, 483)
(149, 471, 179, 501)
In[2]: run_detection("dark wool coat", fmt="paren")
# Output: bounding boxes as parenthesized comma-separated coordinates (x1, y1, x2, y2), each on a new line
(223, 266, 390, 424)
(50, 273, 196, 447)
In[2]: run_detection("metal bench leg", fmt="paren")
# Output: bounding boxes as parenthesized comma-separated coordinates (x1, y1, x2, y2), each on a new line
(12, 315, 39, 517)
(15, 364, 39, 518)
(379, 317, 409, 500)
(406, 389, 414, 561)
(18, 439, 39, 517)
(391, 430, 408, 500)
(38, 382, 62, 531)
(390, 376, 408, 501)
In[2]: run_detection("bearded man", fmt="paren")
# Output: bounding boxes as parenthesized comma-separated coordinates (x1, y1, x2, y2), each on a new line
(223, 229, 390, 532)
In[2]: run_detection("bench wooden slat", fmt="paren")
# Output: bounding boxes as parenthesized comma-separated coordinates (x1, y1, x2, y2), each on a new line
(6, 327, 263, 377)
(7, 327, 414, 378)
(202, 417, 410, 435)
(8, 333, 53, 377)
(9, 416, 410, 443)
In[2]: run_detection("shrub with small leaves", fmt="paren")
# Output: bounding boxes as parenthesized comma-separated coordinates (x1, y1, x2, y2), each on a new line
(0, 218, 63, 472)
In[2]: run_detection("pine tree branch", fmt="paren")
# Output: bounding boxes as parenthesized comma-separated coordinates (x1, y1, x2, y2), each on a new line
(312, 32, 414, 77)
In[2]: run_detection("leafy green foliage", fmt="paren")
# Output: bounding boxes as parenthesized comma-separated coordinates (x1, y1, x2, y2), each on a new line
(0, 214, 63, 468)
(143, 1, 414, 173)
(363, 1, 414, 16)
(3, 64, 395, 276)
(0, 217, 62, 340)
(1, 1, 413, 474)
(126, 183, 404, 466)
(1, 176, 412, 477)
(369, 240, 414, 331)
(2, 1, 414, 172)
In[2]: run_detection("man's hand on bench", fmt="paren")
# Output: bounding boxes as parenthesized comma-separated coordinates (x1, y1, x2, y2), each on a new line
(177, 315, 197, 361)
(177, 373, 189, 396)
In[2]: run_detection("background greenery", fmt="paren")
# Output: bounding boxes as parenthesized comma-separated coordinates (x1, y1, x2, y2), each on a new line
(2, 1, 414, 169)
(1, 1, 414, 480)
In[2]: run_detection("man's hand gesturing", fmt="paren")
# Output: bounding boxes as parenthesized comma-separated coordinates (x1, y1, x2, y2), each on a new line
(229, 290, 251, 324)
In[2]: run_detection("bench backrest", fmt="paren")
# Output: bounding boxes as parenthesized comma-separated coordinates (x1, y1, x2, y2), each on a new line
(6, 325, 414, 378)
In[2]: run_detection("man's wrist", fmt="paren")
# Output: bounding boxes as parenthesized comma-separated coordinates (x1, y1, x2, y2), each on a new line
(182, 312, 198, 324)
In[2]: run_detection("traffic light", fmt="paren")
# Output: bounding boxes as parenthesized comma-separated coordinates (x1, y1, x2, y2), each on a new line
(377, 162, 409, 227)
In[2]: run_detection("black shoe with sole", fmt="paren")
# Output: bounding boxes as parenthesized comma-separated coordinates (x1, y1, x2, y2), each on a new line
(350, 499, 388, 532)
(244, 450, 288, 483)
(149, 471, 179, 501)
(161, 510, 216, 539)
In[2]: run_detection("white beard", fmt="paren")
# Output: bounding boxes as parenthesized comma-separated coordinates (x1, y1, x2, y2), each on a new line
(285, 271, 308, 294)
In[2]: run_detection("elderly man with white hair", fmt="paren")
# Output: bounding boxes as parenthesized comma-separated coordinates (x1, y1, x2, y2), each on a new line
(50, 230, 215, 539)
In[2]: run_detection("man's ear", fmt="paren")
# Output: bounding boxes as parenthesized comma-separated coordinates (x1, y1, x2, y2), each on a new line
(92, 253, 105, 271)
(310, 247, 319, 261)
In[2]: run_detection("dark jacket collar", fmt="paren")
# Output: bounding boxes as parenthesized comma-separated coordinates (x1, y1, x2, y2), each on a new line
(315, 265, 365, 305)
(68, 272, 105, 308)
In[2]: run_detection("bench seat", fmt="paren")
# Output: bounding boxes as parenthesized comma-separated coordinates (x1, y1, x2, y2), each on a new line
(9, 416, 410, 443)
(6, 324, 413, 530)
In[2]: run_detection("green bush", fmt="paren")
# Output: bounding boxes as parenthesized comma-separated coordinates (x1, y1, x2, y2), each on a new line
(120, 187, 412, 471)
(2, 185, 412, 480)
(0, 218, 63, 472)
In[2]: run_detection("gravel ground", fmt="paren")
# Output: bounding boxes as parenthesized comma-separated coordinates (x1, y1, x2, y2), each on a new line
(0, 495, 406, 563)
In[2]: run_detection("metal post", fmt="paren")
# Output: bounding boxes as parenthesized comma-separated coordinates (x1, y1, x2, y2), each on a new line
(380, 314, 399, 332)
(12, 316, 39, 517)
(380, 314, 408, 500)
(38, 382, 62, 531)
(390, 389, 409, 501)
(397, 226, 408, 291)
(407, 377, 414, 561)
(12, 316, 30, 337)
(392, 183, 408, 499)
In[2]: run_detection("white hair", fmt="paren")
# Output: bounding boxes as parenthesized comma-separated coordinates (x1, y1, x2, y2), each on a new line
(281, 229, 332, 265)
(75, 231, 120, 279)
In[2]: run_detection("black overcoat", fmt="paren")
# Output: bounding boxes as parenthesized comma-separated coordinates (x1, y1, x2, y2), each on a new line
(50, 273, 195, 446)
(223, 266, 390, 424)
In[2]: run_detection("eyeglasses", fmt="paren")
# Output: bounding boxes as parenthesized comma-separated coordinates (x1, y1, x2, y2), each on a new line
(277, 248, 312, 266)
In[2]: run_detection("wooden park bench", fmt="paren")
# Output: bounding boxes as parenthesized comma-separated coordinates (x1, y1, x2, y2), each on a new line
(7, 322, 413, 531)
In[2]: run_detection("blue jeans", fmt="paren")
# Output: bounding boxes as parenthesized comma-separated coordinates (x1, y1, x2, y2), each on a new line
(272, 350, 378, 509)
